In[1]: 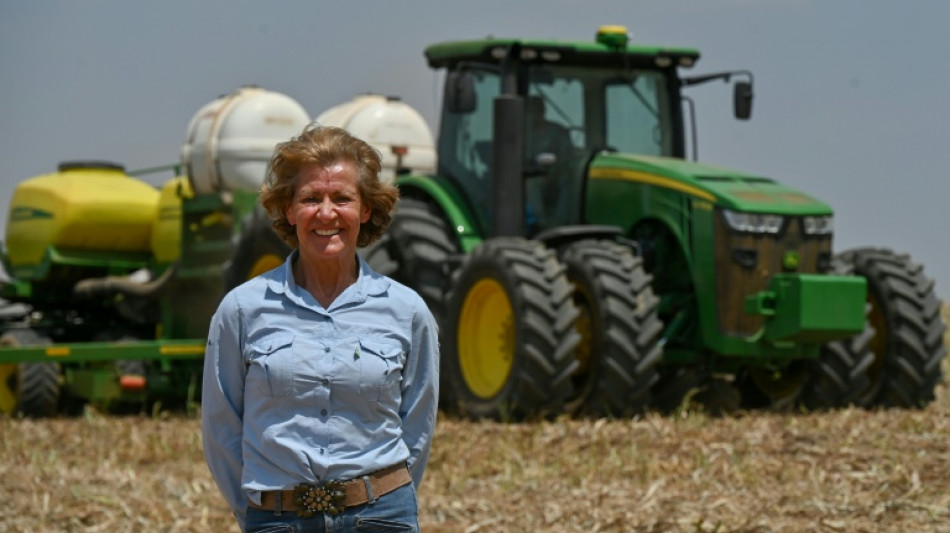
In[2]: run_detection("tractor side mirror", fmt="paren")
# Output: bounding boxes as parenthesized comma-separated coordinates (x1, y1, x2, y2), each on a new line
(734, 80, 753, 120)
(445, 71, 477, 114)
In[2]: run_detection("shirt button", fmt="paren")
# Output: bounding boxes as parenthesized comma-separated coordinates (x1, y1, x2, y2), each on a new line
(324, 346, 331, 353)
(322, 378, 330, 385)
(320, 409, 328, 417)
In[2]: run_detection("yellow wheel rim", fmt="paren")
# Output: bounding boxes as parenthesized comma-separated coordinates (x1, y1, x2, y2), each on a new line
(458, 279, 514, 399)
(249, 254, 283, 280)
(0, 364, 17, 415)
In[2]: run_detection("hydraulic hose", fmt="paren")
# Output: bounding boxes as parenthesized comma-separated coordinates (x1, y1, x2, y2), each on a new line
(73, 262, 178, 299)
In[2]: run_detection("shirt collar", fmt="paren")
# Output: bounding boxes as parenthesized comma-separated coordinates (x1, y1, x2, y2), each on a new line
(265, 250, 390, 308)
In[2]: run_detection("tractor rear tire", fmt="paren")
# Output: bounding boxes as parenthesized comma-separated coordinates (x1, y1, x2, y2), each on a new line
(0, 329, 61, 417)
(224, 207, 291, 291)
(359, 198, 458, 325)
(444, 237, 580, 420)
(560, 239, 663, 417)
(836, 247, 946, 408)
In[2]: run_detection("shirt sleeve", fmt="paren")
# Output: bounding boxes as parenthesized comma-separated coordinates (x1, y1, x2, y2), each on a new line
(201, 291, 248, 530)
(398, 303, 440, 487)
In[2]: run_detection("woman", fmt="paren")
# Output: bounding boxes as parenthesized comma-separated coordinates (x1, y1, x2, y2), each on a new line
(202, 125, 439, 532)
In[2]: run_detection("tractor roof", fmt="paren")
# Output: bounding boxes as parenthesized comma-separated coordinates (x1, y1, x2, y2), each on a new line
(425, 27, 700, 70)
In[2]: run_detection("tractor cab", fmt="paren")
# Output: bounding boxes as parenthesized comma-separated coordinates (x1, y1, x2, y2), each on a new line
(427, 25, 748, 237)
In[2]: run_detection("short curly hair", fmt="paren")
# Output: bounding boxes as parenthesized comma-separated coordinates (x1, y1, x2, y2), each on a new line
(260, 125, 399, 248)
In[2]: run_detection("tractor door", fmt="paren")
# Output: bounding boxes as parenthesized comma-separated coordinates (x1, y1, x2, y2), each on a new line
(436, 65, 501, 235)
(522, 65, 676, 235)
(524, 69, 588, 234)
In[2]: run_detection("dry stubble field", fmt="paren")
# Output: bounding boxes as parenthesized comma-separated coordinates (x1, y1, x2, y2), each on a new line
(1, 306, 948, 533)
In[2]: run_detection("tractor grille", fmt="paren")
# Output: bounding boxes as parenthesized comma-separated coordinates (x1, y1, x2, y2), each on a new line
(713, 210, 832, 336)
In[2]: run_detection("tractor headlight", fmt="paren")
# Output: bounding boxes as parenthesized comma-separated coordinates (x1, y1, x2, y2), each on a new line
(722, 209, 784, 234)
(802, 215, 834, 235)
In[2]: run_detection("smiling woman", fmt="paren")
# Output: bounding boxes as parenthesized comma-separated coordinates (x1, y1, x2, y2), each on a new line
(284, 161, 371, 306)
(201, 125, 440, 533)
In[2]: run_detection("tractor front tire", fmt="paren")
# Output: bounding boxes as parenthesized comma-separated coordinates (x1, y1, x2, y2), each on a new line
(836, 247, 946, 408)
(799, 331, 874, 410)
(444, 238, 580, 420)
(560, 239, 663, 416)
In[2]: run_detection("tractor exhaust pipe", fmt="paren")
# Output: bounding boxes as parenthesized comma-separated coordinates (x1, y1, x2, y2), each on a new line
(491, 95, 525, 237)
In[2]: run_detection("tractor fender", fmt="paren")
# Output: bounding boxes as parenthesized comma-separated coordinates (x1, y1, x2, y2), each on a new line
(533, 224, 626, 251)
(395, 173, 483, 253)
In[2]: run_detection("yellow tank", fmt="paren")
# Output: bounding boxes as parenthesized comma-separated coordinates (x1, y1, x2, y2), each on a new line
(150, 175, 192, 264)
(5, 162, 160, 270)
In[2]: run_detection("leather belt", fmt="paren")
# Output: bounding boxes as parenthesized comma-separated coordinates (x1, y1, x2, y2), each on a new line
(251, 464, 411, 515)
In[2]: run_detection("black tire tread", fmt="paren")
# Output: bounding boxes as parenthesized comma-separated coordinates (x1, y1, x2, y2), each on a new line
(1, 329, 61, 417)
(445, 238, 580, 419)
(561, 239, 663, 416)
(837, 247, 946, 408)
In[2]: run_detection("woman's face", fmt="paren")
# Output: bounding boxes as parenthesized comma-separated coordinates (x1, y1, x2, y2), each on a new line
(285, 161, 371, 262)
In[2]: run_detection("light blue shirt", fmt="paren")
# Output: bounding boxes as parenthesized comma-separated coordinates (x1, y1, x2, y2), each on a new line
(201, 251, 439, 530)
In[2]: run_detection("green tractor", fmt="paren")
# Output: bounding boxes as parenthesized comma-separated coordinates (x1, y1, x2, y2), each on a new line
(358, 26, 946, 418)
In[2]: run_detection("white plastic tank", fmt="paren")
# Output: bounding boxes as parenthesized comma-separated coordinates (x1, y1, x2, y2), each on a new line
(315, 94, 436, 184)
(181, 86, 311, 194)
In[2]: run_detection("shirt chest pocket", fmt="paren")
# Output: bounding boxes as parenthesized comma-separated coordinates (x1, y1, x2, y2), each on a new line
(246, 334, 296, 397)
(357, 339, 404, 402)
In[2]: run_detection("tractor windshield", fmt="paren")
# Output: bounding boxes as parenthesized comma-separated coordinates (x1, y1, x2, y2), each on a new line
(435, 62, 677, 236)
(522, 65, 675, 231)
(526, 64, 675, 159)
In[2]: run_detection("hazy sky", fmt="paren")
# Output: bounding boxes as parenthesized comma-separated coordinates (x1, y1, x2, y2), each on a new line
(2, 1, 948, 297)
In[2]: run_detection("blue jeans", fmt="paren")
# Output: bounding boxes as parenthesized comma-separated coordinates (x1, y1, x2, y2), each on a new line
(244, 483, 418, 533)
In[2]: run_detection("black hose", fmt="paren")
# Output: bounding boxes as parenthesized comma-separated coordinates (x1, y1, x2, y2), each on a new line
(73, 262, 178, 299)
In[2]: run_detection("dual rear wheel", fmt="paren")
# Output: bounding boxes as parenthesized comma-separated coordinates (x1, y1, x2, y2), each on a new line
(443, 238, 580, 419)
(560, 240, 663, 417)
(441, 237, 664, 419)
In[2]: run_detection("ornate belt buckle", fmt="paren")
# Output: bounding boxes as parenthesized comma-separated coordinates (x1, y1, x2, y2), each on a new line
(292, 480, 347, 517)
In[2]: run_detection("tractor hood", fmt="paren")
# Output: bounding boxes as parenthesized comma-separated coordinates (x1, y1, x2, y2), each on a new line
(589, 153, 832, 215)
